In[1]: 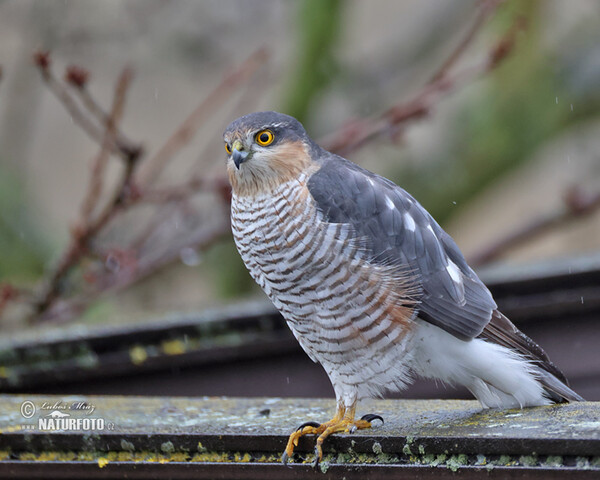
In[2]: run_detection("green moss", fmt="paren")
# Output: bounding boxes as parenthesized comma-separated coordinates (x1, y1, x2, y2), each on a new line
(519, 455, 538, 467)
(372, 441, 382, 455)
(5, 447, 600, 471)
(160, 441, 175, 454)
(161, 340, 186, 356)
(446, 454, 469, 472)
(402, 435, 415, 456)
(233, 452, 252, 463)
(319, 460, 330, 473)
(75, 351, 99, 368)
(497, 454, 516, 466)
(120, 440, 135, 452)
(129, 346, 148, 365)
(544, 455, 564, 467)
(336, 452, 349, 463)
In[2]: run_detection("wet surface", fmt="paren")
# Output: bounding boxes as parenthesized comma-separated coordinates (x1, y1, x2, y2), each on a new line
(0, 395, 598, 450)
(0, 395, 598, 478)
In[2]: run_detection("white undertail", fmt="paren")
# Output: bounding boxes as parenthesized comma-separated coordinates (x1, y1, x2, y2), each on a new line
(410, 320, 551, 408)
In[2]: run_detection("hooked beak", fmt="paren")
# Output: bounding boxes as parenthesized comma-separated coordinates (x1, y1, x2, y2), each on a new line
(231, 140, 249, 169)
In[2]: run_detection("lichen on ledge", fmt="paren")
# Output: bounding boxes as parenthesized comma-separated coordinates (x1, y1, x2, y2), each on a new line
(0, 395, 598, 478)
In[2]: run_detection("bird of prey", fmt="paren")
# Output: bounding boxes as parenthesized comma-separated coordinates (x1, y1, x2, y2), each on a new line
(223, 111, 583, 466)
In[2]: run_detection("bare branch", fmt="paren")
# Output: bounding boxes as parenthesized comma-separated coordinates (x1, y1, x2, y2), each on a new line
(79, 67, 134, 223)
(64, 65, 90, 88)
(136, 47, 269, 186)
(139, 176, 212, 203)
(470, 186, 600, 266)
(33, 51, 141, 162)
(320, 2, 523, 156)
(35, 220, 231, 325)
(102, 221, 230, 294)
(428, 0, 503, 84)
(0, 284, 23, 318)
(19, 4, 524, 325)
(34, 51, 105, 147)
(28, 45, 253, 323)
(33, 67, 137, 318)
(66, 65, 141, 159)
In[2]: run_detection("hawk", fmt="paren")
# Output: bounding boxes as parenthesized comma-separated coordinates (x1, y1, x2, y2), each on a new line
(223, 111, 583, 466)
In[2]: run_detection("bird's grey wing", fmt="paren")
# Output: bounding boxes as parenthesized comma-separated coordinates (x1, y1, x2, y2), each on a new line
(307, 154, 497, 340)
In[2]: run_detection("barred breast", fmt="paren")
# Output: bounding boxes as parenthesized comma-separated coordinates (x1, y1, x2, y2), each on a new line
(231, 173, 417, 403)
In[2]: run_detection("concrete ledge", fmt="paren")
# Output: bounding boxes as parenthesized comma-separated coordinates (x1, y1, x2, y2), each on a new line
(0, 395, 598, 479)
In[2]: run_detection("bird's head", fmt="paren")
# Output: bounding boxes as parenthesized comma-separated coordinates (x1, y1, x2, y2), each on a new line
(223, 111, 319, 196)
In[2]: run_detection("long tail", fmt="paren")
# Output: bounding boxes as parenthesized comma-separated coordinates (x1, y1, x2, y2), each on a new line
(478, 310, 584, 403)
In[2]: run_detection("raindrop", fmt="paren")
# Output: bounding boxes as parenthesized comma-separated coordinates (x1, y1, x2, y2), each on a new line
(286, 377, 290, 384)
(180, 247, 201, 266)
(555, 96, 558, 104)
(154, 88, 159, 101)
(105, 254, 120, 273)
(570, 104, 573, 112)
(452, 201, 457, 205)
(581, 296, 584, 304)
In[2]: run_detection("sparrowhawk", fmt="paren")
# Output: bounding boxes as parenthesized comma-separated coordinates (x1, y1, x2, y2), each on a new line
(223, 111, 583, 466)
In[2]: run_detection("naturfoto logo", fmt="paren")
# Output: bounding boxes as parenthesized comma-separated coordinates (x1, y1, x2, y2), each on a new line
(19, 400, 114, 431)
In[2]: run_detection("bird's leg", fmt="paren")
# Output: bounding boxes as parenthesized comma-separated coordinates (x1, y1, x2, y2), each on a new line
(282, 401, 383, 467)
(282, 402, 345, 465)
(312, 403, 382, 466)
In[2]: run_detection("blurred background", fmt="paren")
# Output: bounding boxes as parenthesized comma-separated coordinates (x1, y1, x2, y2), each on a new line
(0, 0, 598, 400)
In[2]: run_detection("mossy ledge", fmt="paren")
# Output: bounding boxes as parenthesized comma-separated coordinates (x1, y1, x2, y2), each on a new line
(0, 395, 598, 477)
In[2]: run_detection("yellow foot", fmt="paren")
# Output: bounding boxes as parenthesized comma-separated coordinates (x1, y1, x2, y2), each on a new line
(281, 403, 383, 467)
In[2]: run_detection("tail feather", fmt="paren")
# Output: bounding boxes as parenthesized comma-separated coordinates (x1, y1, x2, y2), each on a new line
(478, 310, 583, 403)
(412, 316, 583, 409)
(533, 366, 584, 403)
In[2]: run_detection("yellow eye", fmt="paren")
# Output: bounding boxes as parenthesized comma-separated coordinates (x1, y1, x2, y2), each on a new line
(225, 142, 232, 155)
(255, 129, 274, 146)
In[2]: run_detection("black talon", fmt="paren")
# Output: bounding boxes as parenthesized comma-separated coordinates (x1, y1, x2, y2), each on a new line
(312, 446, 321, 468)
(361, 413, 384, 425)
(281, 452, 290, 466)
(296, 421, 321, 432)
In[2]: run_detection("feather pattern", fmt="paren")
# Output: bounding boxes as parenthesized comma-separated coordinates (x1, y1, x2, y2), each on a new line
(308, 153, 497, 340)
(306, 152, 581, 404)
(231, 172, 419, 405)
(224, 111, 583, 409)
